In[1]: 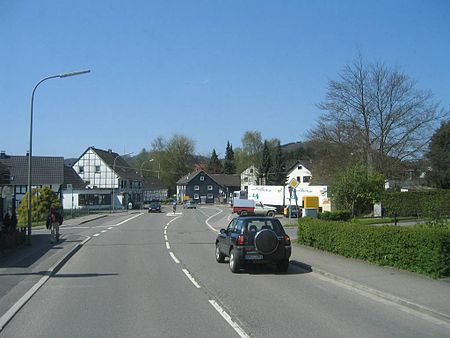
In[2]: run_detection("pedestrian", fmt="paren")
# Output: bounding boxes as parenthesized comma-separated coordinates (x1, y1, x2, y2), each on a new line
(172, 200, 177, 213)
(47, 208, 63, 243)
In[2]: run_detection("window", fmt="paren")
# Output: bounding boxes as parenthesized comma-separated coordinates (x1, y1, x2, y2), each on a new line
(303, 176, 311, 183)
(207, 185, 213, 190)
(200, 176, 204, 181)
(79, 166, 84, 173)
(193, 194, 199, 199)
(250, 168, 253, 174)
(207, 193, 213, 199)
(298, 165, 302, 170)
(95, 165, 101, 173)
(194, 185, 199, 190)
(296, 176, 301, 182)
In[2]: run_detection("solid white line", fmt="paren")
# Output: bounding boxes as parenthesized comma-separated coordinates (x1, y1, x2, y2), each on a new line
(169, 252, 180, 264)
(164, 229, 167, 235)
(93, 233, 100, 237)
(182, 269, 201, 288)
(164, 235, 168, 241)
(114, 213, 143, 226)
(198, 207, 223, 232)
(208, 300, 250, 338)
(101, 230, 107, 233)
(166, 215, 182, 226)
(166, 242, 171, 249)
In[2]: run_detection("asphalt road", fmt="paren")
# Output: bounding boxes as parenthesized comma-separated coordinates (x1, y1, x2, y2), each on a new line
(1, 206, 449, 337)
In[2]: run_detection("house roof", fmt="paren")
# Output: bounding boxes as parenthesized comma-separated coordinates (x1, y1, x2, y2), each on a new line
(177, 170, 240, 188)
(210, 174, 241, 188)
(63, 166, 87, 189)
(85, 147, 141, 180)
(143, 176, 166, 191)
(176, 169, 203, 185)
(0, 155, 64, 185)
(285, 160, 310, 174)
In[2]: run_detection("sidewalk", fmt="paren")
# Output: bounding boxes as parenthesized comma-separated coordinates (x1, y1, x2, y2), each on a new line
(0, 213, 107, 331)
(289, 243, 450, 324)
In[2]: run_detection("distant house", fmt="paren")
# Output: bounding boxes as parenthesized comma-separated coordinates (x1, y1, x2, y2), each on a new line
(285, 161, 312, 186)
(72, 147, 143, 209)
(142, 176, 168, 202)
(240, 165, 259, 190)
(0, 152, 64, 211)
(176, 170, 240, 204)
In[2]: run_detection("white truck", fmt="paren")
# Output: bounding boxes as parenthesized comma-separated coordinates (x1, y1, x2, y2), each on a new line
(247, 185, 329, 210)
(232, 198, 277, 216)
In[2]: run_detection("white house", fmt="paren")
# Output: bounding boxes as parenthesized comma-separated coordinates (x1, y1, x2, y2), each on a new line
(240, 165, 259, 190)
(71, 147, 143, 209)
(285, 161, 312, 186)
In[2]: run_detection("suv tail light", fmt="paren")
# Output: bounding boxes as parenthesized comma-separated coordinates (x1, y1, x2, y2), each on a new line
(284, 235, 291, 246)
(237, 235, 245, 246)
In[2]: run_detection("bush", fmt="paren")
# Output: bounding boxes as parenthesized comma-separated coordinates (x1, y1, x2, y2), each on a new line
(297, 218, 450, 278)
(318, 210, 352, 221)
(382, 190, 450, 218)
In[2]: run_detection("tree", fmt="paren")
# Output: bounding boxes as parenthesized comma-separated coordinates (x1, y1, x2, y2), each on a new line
(427, 120, 450, 189)
(238, 130, 263, 170)
(18, 187, 61, 224)
(309, 55, 447, 178)
(207, 149, 223, 174)
(259, 140, 272, 184)
(270, 140, 286, 185)
(331, 165, 384, 217)
(223, 141, 236, 174)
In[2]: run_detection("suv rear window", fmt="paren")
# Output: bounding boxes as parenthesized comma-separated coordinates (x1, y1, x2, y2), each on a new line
(243, 219, 285, 235)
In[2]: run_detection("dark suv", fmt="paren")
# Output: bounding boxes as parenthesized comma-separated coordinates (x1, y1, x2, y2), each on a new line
(215, 216, 291, 273)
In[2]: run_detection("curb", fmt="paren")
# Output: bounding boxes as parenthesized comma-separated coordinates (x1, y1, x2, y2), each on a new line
(0, 235, 91, 332)
(290, 260, 450, 325)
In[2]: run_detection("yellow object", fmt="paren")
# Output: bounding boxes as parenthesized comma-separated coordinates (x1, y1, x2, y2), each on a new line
(303, 196, 319, 208)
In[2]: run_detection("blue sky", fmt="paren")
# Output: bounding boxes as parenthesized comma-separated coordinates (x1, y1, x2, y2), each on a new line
(1, 0, 449, 159)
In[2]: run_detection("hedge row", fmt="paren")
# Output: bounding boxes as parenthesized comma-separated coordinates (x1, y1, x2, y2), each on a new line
(318, 210, 352, 222)
(382, 190, 450, 218)
(297, 218, 450, 278)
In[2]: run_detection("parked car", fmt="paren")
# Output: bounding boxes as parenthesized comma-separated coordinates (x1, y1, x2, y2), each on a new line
(183, 200, 197, 209)
(148, 201, 162, 213)
(215, 216, 291, 273)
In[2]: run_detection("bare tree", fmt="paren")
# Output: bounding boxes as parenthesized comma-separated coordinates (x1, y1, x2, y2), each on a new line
(309, 55, 447, 176)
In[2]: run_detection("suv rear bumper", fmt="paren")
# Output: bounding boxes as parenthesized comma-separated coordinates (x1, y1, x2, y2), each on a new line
(234, 245, 291, 263)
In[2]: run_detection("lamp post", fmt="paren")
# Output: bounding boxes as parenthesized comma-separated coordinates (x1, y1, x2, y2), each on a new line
(112, 152, 133, 213)
(140, 159, 154, 177)
(27, 70, 90, 245)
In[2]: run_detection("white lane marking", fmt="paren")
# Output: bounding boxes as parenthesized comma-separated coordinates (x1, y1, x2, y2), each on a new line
(114, 213, 143, 226)
(166, 242, 171, 249)
(166, 212, 182, 216)
(108, 227, 113, 230)
(35, 226, 90, 230)
(182, 269, 201, 288)
(164, 229, 167, 235)
(101, 230, 107, 233)
(208, 300, 250, 338)
(164, 235, 168, 241)
(93, 233, 100, 237)
(166, 215, 182, 225)
(169, 252, 180, 264)
(198, 207, 223, 232)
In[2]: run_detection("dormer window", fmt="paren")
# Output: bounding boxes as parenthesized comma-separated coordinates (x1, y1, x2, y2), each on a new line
(298, 165, 302, 170)
(200, 176, 205, 181)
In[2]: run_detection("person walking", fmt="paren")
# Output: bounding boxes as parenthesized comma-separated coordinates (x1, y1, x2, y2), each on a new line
(47, 208, 63, 243)
(172, 200, 177, 213)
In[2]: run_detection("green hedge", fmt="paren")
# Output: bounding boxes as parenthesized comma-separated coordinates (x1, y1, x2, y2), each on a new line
(297, 218, 450, 278)
(318, 210, 352, 221)
(382, 190, 450, 218)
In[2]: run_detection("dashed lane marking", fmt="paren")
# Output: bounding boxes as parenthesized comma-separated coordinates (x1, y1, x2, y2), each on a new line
(169, 252, 180, 264)
(182, 269, 201, 288)
(209, 300, 250, 338)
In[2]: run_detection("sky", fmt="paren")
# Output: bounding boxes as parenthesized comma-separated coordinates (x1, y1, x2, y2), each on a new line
(1, 0, 449, 159)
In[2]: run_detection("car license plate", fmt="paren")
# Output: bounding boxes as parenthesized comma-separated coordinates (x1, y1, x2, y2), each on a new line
(245, 254, 263, 260)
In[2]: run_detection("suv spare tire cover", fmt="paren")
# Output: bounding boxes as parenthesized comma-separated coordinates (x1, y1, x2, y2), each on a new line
(254, 229, 279, 254)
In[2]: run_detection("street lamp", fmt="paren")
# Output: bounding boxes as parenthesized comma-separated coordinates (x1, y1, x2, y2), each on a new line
(112, 152, 133, 213)
(140, 159, 154, 177)
(27, 69, 90, 245)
